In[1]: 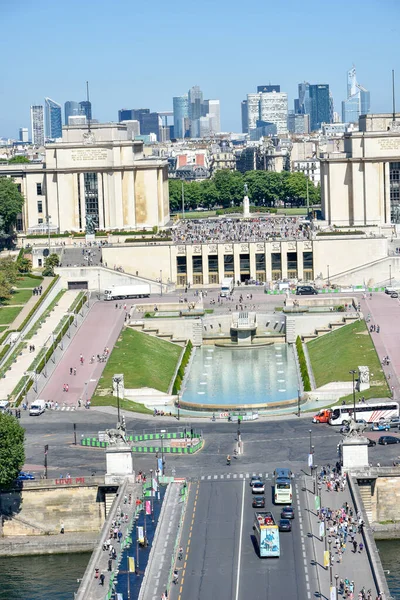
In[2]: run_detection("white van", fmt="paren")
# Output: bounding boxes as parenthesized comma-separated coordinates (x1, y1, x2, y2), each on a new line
(0, 400, 10, 413)
(29, 399, 46, 416)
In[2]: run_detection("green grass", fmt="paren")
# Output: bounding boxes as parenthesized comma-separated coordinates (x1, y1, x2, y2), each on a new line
(0, 342, 26, 379)
(4, 289, 33, 306)
(277, 208, 308, 215)
(0, 326, 7, 333)
(90, 394, 153, 414)
(25, 290, 66, 340)
(96, 328, 182, 394)
(0, 306, 23, 325)
(13, 276, 44, 289)
(308, 320, 389, 396)
(174, 210, 217, 219)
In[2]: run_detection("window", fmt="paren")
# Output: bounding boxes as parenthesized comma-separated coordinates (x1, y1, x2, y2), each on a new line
(177, 256, 187, 274)
(37, 201, 43, 214)
(209, 274, 218, 284)
(255, 253, 265, 271)
(240, 254, 250, 272)
(17, 184, 21, 193)
(192, 256, 203, 273)
(16, 214, 23, 231)
(38, 258, 42, 267)
(224, 255, 234, 273)
(208, 255, 218, 273)
(38, 218, 43, 224)
(36, 183, 43, 195)
(84, 172, 99, 229)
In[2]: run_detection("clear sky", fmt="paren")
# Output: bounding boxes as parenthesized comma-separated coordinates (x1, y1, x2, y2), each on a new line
(1, 0, 399, 138)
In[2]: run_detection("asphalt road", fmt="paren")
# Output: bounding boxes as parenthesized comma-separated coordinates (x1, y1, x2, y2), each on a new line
(174, 478, 311, 600)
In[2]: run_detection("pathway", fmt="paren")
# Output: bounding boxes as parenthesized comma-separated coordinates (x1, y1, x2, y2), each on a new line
(0, 290, 79, 398)
(10, 276, 53, 330)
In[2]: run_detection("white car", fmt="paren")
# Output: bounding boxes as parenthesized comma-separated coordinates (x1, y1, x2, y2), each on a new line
(252, 481, 265, 494)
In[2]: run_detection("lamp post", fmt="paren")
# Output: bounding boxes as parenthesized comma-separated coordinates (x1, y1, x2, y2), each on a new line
(318, 482, 322, 517)
(390, 264, 392, 286)
(160, 270, 163, 297)
(177, 399, 180, 421)
(335, 574, 339, 597)
(161, 435, 164, 474)
(113, 376, 122, 425)
(328, 537, 333, 586)
(150, 469, 154, 522)
(327, 264, 330, 288)
(46, 213, 51, 256)
(309, 429, 314, 476)
(349, 369, 357, 420)
(73, 423, 77, 446)
(297, 388, 301, 417)
(97, 271, 101, 300)
(44, 444, 48, 479)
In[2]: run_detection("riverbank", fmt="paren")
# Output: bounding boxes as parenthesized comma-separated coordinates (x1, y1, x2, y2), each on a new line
(0, 531, 99, 556)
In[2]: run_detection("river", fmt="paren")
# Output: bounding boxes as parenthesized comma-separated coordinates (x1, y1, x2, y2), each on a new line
(0, 542, 399, 599)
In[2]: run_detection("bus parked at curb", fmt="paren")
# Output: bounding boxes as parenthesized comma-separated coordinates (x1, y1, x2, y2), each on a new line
(274, 468, 293, 504)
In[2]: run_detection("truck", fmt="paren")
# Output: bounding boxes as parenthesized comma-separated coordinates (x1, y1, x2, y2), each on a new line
(312, 409, 332, 423)
(29, 399, 46, 416)
(253, 511, 280, 557)
(220, 277, 234, 297)
(104, 284, 151, 301)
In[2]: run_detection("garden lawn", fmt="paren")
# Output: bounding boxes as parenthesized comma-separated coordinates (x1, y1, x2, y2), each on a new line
(307, 320, 389, 395)
(91, 395, 152, 414)
(13, 276, 43, 288)
(96, 328, 182, 394)
(5, 289, 33, 305)
(0, 306, 23, 325)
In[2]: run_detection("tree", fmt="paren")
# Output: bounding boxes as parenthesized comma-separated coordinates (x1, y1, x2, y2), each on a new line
(0, 178, 24, 232)
(213, 170, 244, 207)
(0, 257, 18, 285)
(168, 179, 183, 213)
(8, 156, 30, 164)
(17, 257, 32, 273)
(199, 180, 219, 209)
(0, 412, 25, 489)
(42, 253, 59, 276)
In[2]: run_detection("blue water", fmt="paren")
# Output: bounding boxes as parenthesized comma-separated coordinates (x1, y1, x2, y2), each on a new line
(182, 345, 299, 406)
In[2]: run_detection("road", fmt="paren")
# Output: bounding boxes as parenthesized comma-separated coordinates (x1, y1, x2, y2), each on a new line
(174, 478, 313, 600)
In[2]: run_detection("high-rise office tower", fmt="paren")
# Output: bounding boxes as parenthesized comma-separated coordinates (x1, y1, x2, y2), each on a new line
(204, 99, 221, 133)
(65, 101, 81, 124)
(140, 112, 161, 139)
(118, 109, 134, 122)
(19, 127, 29, 142)
(241, 100, 248, 133)
(173, 95, 189, 139)
(308, 84, 330, 131)
(257, 85, 280, 93)
(79, 100, 92, 121)
(342, 67, 370, 123)
(296, 82, 312, 115)
(259, 91, 288, 134)
(45, 98, 62, 139)
(247, 93, 261, 131)
(188, 86, 204, 136)
(30, 105, 45, 146)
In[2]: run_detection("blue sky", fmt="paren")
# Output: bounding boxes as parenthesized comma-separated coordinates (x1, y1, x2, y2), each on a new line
(1, 0, 399, 138)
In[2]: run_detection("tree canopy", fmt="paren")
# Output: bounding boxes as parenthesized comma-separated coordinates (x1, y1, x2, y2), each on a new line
(42, 253, 59, 277)
(169, 170, 320, 212)
(0, 412, 25, 489)
(0, 177, 24, 233)
(8, 156, 30, 164)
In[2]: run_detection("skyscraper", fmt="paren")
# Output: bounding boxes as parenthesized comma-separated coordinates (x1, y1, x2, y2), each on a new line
(19, 127, 29, 142)
(259, 91, 288, 134)
(188, 86, 204, 137)
(140, 112, 161, 139)
(204, 100, 221, 133)
(118, 109, 134, 122)
(342, 67, 370, 123)
(308, 84, 330, 131)
(30, 105, 45, 146)
(79, 100, 92, 121)
(257, 85, 280, 93)
(173, 95, 189, 139)
(45, 98, 62, 139)
(246, 93, 261, 131)
(65, 101, 80, 124)
(241, 100, 248, 133)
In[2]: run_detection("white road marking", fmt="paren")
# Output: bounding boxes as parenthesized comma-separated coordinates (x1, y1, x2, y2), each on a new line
(214, 475, 218, 479)
(207, 475, 211, 480)
(201, 476, 205, 480)
(235, 479, 245, 600)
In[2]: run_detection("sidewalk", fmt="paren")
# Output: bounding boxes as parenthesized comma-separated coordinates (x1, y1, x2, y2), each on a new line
(0, 290, 79, 397)
(304, 472, 378, 599)
(139, 483, 185, 600)
(11, 276, 54, 330)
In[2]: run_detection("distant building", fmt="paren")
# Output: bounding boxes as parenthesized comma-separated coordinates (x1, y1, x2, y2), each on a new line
(121, 120, 140, 138)
(309, 84, 330, 131)
(68, 115, 87, 126)
(247, 93, 261, 131)
(205, 99, 221, 133)
(19, 127, 29, 143)
(64, 101, 81, 124)
(140, 112, 161, 139)
(30, 105, 45, 146)
(251, 120, 277, 140)
(293, 159, 320, 186)
(257, 85, 280, 93)
(173, 95, 189, 139)
(342, 67, 370, 123)
(118, 109, 134, 122)
(241, 100, 248, 134)
(45, 98, 62, 139)
(259, 91, 288, 134)
(79, 101, 92, 121)
(287, 112, 309, 134)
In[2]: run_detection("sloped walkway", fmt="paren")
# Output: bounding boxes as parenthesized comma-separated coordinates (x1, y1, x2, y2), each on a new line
(10, 277, 54, 331)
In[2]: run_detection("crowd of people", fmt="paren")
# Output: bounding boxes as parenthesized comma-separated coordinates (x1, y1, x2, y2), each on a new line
(171, 216, 311, 244)
(317, 464, 381, 600)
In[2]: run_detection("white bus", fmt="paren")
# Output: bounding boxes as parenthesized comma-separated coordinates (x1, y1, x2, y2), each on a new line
(329, 401, 399, 426)
(221, 277, 234, 297)
(273, 468, 293, 505)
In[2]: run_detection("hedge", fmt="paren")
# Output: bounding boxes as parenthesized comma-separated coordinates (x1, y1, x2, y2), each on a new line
(71, 293, 87, 315)
(316, 231, 364, 236)
(0, 330, 15, 346)
(215, 206, 278, 216)
(172, 340, 193, 395)
(0, 344, 10, 362)
(17, 275, 59, 332)
(124, 237, 171, 243)
(296, 335, 311, 392)
(96, 230, 154, 237)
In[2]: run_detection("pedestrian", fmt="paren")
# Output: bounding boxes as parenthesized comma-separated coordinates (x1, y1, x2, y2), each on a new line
(359, 542, 364, 553)
(99, 573, 105, 586)
(117, 530, 123, 543)
(108, 558, 112, 571)
(73, 367, 77, 375)
(70, 367, 73, 375)
(60, 522, 65, 534)
(353, 539, 358, 553)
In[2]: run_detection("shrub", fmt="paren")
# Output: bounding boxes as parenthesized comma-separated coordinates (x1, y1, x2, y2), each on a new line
(296, 335, 311, 392)
(124, 237, 172, 243)
(17, 276, 59, 332)
(172, 340, 193, 395)
(0, 344, 10, 362)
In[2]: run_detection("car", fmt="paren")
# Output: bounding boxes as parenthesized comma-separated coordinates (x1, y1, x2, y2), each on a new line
(252, 496, 265, 508)
(372, 422, 390, 431)
(250, 476, 261, 487)
(391, 292, 399, 298)
(296, 285, 318, 296)
(367, 439, 377, 447)
(378, 436, 400, 445)
(279, 518, 292, 532)
(17, 471, 35, 481)
(281, 506, 295, 519)
(389, 416, 400, 428)
(252, 481, 265, 494)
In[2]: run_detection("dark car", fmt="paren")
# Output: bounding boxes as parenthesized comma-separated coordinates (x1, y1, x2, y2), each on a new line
(367, 439, 377, 447)
(252, 496, 265, 508)
(391, 292, 399, 298)
(296, 285, 318, 296)
(378, 436, 400, 445)
(279, 518, 292, 532)
(17, 471, 35, 481)
(281, 506, 295, 519)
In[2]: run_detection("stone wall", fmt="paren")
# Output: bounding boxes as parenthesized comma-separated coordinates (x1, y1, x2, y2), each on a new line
(371, 476, 400, 523)
(0, 481, 105, 536)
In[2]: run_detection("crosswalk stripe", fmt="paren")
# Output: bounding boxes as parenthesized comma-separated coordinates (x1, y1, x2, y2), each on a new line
(239, 474, 243, 478)
(227, 474, 231, 479)
(245, 473, 250, 478)
(207, 475, 211, 480)
(214, 475, 218, 479)
(252, 473, 256, 477)
(220, 475, 224, 479)
(201, 476, 205, 480)
(233, 474, 237, 479)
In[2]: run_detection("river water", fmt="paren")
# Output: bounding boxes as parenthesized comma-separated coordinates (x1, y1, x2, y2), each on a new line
(0, 541, 399, 599)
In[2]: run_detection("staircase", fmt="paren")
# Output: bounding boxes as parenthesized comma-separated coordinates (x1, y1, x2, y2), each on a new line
(302, 315, 360, 342)
(358, 484, 372, 523)
(105, 492, 117, 517)
(285, 316, 296, 343)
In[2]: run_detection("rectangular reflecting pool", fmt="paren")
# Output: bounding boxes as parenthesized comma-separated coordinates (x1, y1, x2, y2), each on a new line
(182, 344, 299, 407)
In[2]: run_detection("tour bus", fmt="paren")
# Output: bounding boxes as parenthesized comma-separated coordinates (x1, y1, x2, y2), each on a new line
(253, 511, 280, 558)
(274, 468, 293, 504)
(329, 401, 399, 426)
(220, 277, 234, 297)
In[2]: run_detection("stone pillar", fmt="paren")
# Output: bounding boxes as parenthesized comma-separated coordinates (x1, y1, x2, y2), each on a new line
(342, 437, 369, 469)
(105, 445, 134, 485)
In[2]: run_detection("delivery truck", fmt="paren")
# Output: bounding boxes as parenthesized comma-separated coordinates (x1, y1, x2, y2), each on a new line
(104, 284, 151, 300)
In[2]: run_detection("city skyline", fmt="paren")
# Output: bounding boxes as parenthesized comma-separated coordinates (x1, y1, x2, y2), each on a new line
(0, 0, 399, 138)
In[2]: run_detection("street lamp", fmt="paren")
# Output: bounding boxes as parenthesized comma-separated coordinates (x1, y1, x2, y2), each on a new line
(309, 429, 314, 476)
(160, 270, 163, 297)
(335, 574, 339, 597)
(349, 369, 357, 419)
(327, 264, 330, 288)
(46, 213, 51, 256)
(113, 376, 122, 425)
(390, 264, 392, 286)
(297, 388, 301, 417)
(328, 537, 333, 586)
(150, 468, 154, 522)
(177, 399, 180, 421)
(161, 435, 164, 474)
